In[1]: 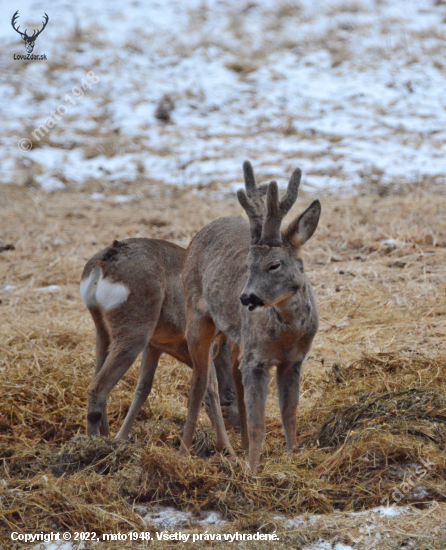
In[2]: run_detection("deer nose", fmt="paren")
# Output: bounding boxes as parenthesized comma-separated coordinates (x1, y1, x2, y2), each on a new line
(240, 294, 251, 306)
(240, 293, 264, 309)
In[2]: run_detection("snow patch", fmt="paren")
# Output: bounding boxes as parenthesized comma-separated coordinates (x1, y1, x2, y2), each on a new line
(91, 192, 105, 201)
(2, 0, 446, 192)
(0, 284, 17, 292)
(33, 285, 61, 293)
(136, 505, 226, 527)
(112, 195, 133, 203)
(370, 505, 409, 517)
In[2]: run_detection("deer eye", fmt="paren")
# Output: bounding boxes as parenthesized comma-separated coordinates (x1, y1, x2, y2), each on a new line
(268, 263, 281, 271)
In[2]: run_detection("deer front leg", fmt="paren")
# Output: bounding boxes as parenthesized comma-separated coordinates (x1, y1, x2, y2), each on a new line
(276, 360, 303, 452)
(230, 344, 249, 450)
(180, 315, 218, 457)
(240, 361, 269, 472)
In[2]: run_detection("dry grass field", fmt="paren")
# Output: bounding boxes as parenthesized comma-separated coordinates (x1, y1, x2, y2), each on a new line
(1, 175, 446, 549)
(2, 0, 446, 547)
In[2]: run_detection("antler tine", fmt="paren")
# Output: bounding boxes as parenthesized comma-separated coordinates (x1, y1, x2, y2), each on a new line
(237, 188, 264, 245)
(238, 161, 269, 245)
(237, 189, 255, 217)
(243, 161, 268, 207)
(266, 180, 279, 216)
(259, 181, 282, 247)
(260, 168, 302, 246)
(279, 168, 301, 216)
(243, 160, 257, 198)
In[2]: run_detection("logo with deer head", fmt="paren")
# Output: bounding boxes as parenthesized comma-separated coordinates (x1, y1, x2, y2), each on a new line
(11, 11, 49, 54)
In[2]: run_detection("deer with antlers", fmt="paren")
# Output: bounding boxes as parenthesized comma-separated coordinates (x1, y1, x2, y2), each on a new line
(180, 161, 321, 470)
(80, 238, 238, 449)
(11, 11, 49, 54)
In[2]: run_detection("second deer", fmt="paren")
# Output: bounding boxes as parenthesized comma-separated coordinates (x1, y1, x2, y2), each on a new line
(180, 161, 321, 470)
(80, 238, 238, 450)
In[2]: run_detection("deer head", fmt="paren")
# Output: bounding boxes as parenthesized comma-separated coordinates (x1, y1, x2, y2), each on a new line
(238, 162, 321, 312)
(11, 11, 49, 54)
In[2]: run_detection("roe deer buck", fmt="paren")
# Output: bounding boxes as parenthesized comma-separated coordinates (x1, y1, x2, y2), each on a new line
(80, 238, 238, 449)
(180, 161, 321, 470)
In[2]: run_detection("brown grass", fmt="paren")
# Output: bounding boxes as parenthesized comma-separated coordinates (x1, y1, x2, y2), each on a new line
(1, 179, 446, 548)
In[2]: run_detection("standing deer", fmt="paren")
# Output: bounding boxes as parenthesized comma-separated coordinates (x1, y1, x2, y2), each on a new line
(80, 238, 238, 450)
(180, 161, 321, 470)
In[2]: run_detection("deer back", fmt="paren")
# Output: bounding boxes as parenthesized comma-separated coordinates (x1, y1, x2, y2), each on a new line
(81, 239, 188, 347)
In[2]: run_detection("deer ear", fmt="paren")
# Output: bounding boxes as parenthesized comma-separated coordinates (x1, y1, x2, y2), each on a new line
(284, 200, 321, 248)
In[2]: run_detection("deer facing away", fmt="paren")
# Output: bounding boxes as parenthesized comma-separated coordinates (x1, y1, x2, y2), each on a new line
(180, 161, 321, 470)
(80, 238, 239, 447)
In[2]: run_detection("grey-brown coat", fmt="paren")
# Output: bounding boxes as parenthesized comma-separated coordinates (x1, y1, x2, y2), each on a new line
(181, 162, 321, 470)
(80, 238, 238, 446)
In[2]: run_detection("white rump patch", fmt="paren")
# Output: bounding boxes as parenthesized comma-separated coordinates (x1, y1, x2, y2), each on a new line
(80, 267, 101, 308)
(80, 267, 130, 311)
(96, 276, 130, 311)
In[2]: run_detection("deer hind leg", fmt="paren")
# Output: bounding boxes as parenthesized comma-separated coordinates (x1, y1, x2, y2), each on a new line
(87, 322, 152, 437)
(89, 307, 111, 436)
(230, 343, 249, 450)
(276, 360, 303, 452)
(115, 344, 162, 441)
(240, 361, 269, 472)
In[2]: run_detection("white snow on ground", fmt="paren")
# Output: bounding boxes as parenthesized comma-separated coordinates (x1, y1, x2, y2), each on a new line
(33, 285, 61, 292)
(33, 540, 353, 550)
(33, 543, 355, 550)
(274, 504, 408, 527)
(1, 0, 446, 193)
(134, 504, 227, 527)
(31, 504, 411, 549)
(302, 545, 354, 550)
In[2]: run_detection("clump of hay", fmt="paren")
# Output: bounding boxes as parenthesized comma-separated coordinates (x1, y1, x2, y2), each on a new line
(2, 350, 446, 543)
(130, 352, 446, 517)
(50, 436, 138, 476)
(318, 387, 446, 448)
(314, 353, 446, 447)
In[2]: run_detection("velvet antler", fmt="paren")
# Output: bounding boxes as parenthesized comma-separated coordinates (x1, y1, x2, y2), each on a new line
(260, 168, 301, 246)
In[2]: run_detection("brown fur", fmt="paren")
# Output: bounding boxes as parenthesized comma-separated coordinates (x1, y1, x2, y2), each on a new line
(180, 162, 321, 470)
(81, 238, 238, 445)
